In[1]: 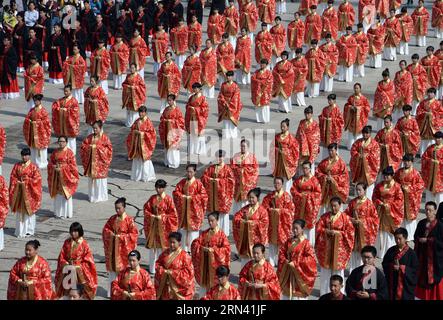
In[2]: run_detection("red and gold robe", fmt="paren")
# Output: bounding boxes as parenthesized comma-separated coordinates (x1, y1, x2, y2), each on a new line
(201, 164, 234, 213)
(233, 204, 269, 258)
(322, 6, 339, 40)
(47, 147, 79, 200)
(188, 21, 202, 52)
(397, 12, 413, 43)
(102, 213, 138, 273)
(262, 190, 295, 247)
(23, 63, 44, 102)
(84, 86, 109, 126)
(287, 19, 305, 50)
(152, 31, 169, 64)
(407, 62, 429, 102)
(315, 211, 355, 270)
(0, 176, 8, 229)
(202, 282, 241, 300)
(157, 61, 181, 99)
(155, 248, 195, 300)
(372, 180, 404, 234)
(384, 16, 401, 47)
(421, 54, 442, 89)
(159, 106, 185, 150)
(375, 127, 403, 172)
(7, 255, 53, 300)
(350, 137, 381, 185)
(51, 96, 80, 138)
(344, 196, 379, 252)
(62, 54, 87, 89)
(316, 156, 350, 206)
(358, 0, 375, 22)
(421, 144, 443, 193)
(170, 25, 189, 56)
(278, 237, 317, 298)
(416, 98, 443, 141)
(258, 0, 276, 24)
(394, 167, 425, 221)
(240, 2, 259, 33)
(182, 54, 202, 92)
(238, 259, 281, 300)
(373, 79, 395, 119)
(126, 116, 156, 161)
(207, 13, 225, 44)
(200, 47, 217, 88)
(305, 47, 326, 83)
(291, 175, 322, 229)
(251, 68, 273, 106)
(235, 35, 251, 74)
(395, 115, 421, 156)
(90, 47, 111, 81)
(299, 0, 319, 15)
(9, 161, 42, 215)
(272, 59, 295, 99)
(144, 193, 179, 250)
(129, 35, 149, 71)
(291, 56, 308, 93)
(338, 2, 355, 31)
(185, 93, 209, 135)
(54, 237, 97, 300)
(304, 12, 323, 44)
(224, 6, 240, 36)
(272, 132, 300, 180)
(23, 106, 51, 150)
(110, 41, 130, 75)
(376, 0, 390, 19)
(319, 104, 344, 147)
(344, 93, 371, 135)
(337, 34, 358, 67)
(191, 227, 231, 289)
(80, 133, 113, 179)
(368, 23, 385, 55)
(432, 0, 443, 31)
(320, 42, 339, 78)
(111, 267, 156, 300)
(217, 81, 242, 126)
(122, 73, 146, 112)
(230, 152, 259, 202)
(411, 6, 430, 36)
(354, 30, 369, 65)
(270, 24, 286, 57)
(296, 119, 320, 164)
(394, 70, 413, 110)
(216, 42, 235, 77)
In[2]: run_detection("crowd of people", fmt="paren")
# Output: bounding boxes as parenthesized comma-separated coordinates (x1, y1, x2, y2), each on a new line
(0, 0, 443, 301)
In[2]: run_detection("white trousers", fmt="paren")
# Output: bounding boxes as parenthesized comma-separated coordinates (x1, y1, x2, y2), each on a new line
(320, 75, 334, 92)
(125, 110, 139, 128)
(304, 228, 315, 246)
(219, 212, 230, 237)
(148, 248, 162, 274)
(72, 88, 84, 104)
(438, 85, 443, 100)
(415, 35, 426, 47)
(392, 108, 404, 123)
(370, 54, 382, 68)
(229, 36, 237, 50)
(113, 74, 124, 89)
(0, 165, 2, 176)
(319, 267, 345, 296)
(338, 65, 354, 82)
(179, 229, 200, 252)
(67, 138, 76, 155)
(15, 212, 36, 238)
(412, 100, 420, 116)
(425, 190, 443, 206)
(401, 219, 417, 242)
(164, 149, 180, 168)
(383, 47, 397, 61)
(131, 158, 156, 182)
(306, 82, 320, 97)
(138, 68, 145, 79)
(160, 100, 168, 114)
(88, 178, 108, 203)
(107, 271, 117, 298)
(199, 287, 207, 299)
(278, 96, 292, 113)
(282, 177, 293, 193)
(31, 147, 48, 169)
(256, 105, 270, 123)
(202, 85, 215, 99)
(26, 100, 35, 110)
(54, 194, 73, 219)
(248, 32, 254, 43)
(276, 0, 286, 14)
(175, 54, 186, 70)
(348, 251, 362, 274)
(235, 70, 251, 85)
(354, 64, 365, 77)
(153, 62, 161, 75)
(189, 134, 207, 155)
(99, 80, 109, 94)
(48, 78, 64, 84)
(366, 184, 375, 200)
(282, 295, 308, 300)
(398, 41, 409, 55)
(222, 120, 238, 139)
(375, 231, 395, 258)
(0, 228, 3, 251)
(421, 139, 434, 155)
(347, 132, 362, 150)
(270, 55, 282, 70)
(292, 92, 306, 107)
(436, 28, 443, 39)
(268, 243, 279, 267)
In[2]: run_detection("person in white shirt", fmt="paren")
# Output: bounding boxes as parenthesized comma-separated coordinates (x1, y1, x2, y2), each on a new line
(24, 2, 39, 27)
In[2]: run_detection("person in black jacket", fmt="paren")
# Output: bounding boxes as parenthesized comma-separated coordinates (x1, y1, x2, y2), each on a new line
(382, 228, 419, 300)
(186, 0, 203, 24)
(345, 246, 389, 300)
(24, 27, 42, 67)
(142, 0, 156, 35)
(91, 13, 108, 50)
(154, 1, 169, 32)
(168, 0, 184, 29)
(0, 36, 19, 99)
(211, 0, 226, 14)
(116, 8, 134, 43)
(319, 275, 350, 300)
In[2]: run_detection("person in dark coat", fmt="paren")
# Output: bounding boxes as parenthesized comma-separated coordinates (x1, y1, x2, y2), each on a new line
(168, 0, 184, 29)
(319, 275, 350, 300)
(186, 0, 203, 24)
(210, 0, 226, 14)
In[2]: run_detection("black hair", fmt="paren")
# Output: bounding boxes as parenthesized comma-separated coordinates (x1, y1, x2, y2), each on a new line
(382, 166, 395, 176)
(327, 93, 336, 100)
(274, 176, 284, 183)
(281, 118, 290, 126)
(115, 197, 126, 207)
(216, 149, 226, 157)
(168, 231, 182, 242)
(69, 222, 84, 237)
(361, 245, 377, 257)
(330, 196, 342, 205)
(248, 187, 261, 198)
(252, 243, 265, 253)
(411, 53, 420, 60)
(92, 120, 103, 128)
(382, 68, 390, 77)
(64, 84, 72, 91)
(394, 227, 408, 239)
(293, 219, 306, 229)
(425, 201, 437, 210)
(138, 105, 147, 113)
(356, 182, 368, 190)
(384, 114, 393, 122)
(128, 250, 141, 260)
(304, 105, 313, 114)
(302, 160, 312, 168)
(208, 212, 220, 220)
(216, 265, 230, 277)
(402, 104, 412, 111)
(330, 274, 343, 285)
(226, 70, 235, 77)
(21, 147, 31, 156)
(403, 153, 414, 162)
(155, 179, 167, 188)
(327, 143, 338, 150)
(362, 125, 372, 134)
(26, 239, 41, 250)
(186, 163, 197, 171)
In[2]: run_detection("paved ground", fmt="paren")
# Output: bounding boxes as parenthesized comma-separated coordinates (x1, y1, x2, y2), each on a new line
(0, 0, 439, 300)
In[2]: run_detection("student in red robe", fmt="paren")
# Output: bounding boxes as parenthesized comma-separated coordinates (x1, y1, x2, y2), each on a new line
(201, 266, 241, 300)
(287, 12, 304, 58)
(373, 69, 395, 130)
(216, 33, 235, 85)
(408, 53, 429, 114)
(0, 174, 8, 251)
(122, 63, 146, 127)
(200, 39, 218, 99)
(9, 148, 42, 238)
(84, 76, 109, 134)
(345, 183, 379, 272)
(217, 70, 242, 139)
(155, 232, 196, 300)
(23, 94, 51, 169)
(184, 83, 209, 155)
(102, 197, 139, 297)
(304, 5, 322, 45)
(7, 240, 52, 300)
(411, 0, 429, 47)
(129, 28, 149, 78)
(257, 0, 276, 26)
(290, 48, 308, 107)
(397, 7, 413, 56)
(383, 9, 401, 61)
(270, 16, 286, 69)
(23, 54, 44, 109)
(272, 51, 295, 113)
(191, 212, 231, 297)
(251, 59, 273, 123)
(240, 0, 259, 42)
(54, 222, 97, 300)
(90, 39, 111, 94)
(433, 0, 443, 39)
(421, 131, 443, 205)
(305, 39, 326, 98)
(354, 23, 369, 78)
(235, 28, 252, 85)
(182, 48, 202, 94)
(224, 0, 240, 49)
(63, 44, 87, 104)
(421, 46, 442, 92)
(414, 201, 443, 300)
(238, 243, 281, 300)
(393, 60, 414, 122)
(262, 177, 295, 267)
(80, 120, 113, 203)
(319, 33, 338, 93)
(152, 24, 169, 74)
(170, 18, 189, 70)
(296, 106, 320, 174)
(375, 115, 403, 176)
(207, 8, 225, 45)
(157, 52, 181, 112)
(395, 104, 421, 156)
(318, 94, 344, 159)
(143, 179, 178, 274)
(367, 17, 385, 69)
(188, 15, 202, 52)
(322, 0, 338, 40)
(110, 34, 130, 90)
(337, 26, 357, 83)
(111, 250, 156, 300)
(338, 0, 355, 35)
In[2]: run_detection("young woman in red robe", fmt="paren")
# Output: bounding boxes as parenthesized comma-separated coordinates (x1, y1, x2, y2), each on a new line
(278, 219, 318, 300)
(84, 76, 109, 134)
(182, 48, 202, 93)
(395, 104, 421, 156)
(305, 39, 326, 98)
(375, 115, 403, 176)
(272, 51, 295, 113)
(251, 59, 273, 123)
(411, 0, 429, 47)
(54, 222, 97, 300)
(207, 9, 225, 45)
(90, 39, 111, 94)
(7, 240, 53, 300)
(200, 39, 217, 99)
(47, 136, 79, 219)
(304, 5, 322, 44)
(318, 94, 344, 158)
(0, 175, 8, 251)
(111, 250, 156, 300)
(225, 1, 240, 48)
(336, 27, 357, 83)
(191, 212, 231, 297)
(63, 44, 87, 104)
(217, 71, 242, 139)
(290, 48, 308, 107)
(235, 28, 252, 85)
(144, 179, 179, 273)
(397, 7, 413, 55)
(129, 28, 149, 78)
(344, 183, 379, 272)
(23, 94, 51, 169)
(23, 54, 44, 109)
(9, 148, 42, 238)
(170, 19, 189, 70)
(367, 18, 385, 69)
(338, 0, 355, 33)
(373, 69, 395, 130)
(373, 166, 404, 258)
(80, 120, 113, 203)
(157, 53, 181, 112)
(152, 24, 169, 74)
(416, 88, 443, 154)
(315, 197, 354, 296)
(102, 198, 139, 297)
(110, 34, 130, 89)
(240, 0, 259, 42)
(238, 243, 281, 300)
(421, 47, 442, 91)
(216, 34, 235, 84)
(383, 10, 401, 61)
(393, 60, 414, 122)
(407, 54, 429, 114)
(201, 266, 241, 300)
(122, 63, 146, 127)
(185, 83, 209, 155)
(233, 188, 269, 267)
(322, 1, 338, 40)
(421, 131, 443, 205)
(354, 23, 369, 77)
(319, 34, 338, 93)
(155, 232, 195, 300)
(432, 0, 443, 38)
(262, 177, 295, 267)
(287, 12, 304, 58)
(188, 15, 202, 52)
(126, 106, 157, 182)
(255, 23, 273, 66)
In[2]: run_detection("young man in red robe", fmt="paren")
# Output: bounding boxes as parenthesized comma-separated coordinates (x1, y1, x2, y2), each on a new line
(354, 23, 369, 78)
(155, 232, 195, 300)
(217, 70, 242, 139)
(0, 174, 8, 251)
(337, 26, 357, 83)
(305, 39, 326, 98)
(304, 5, 322, 45)
(224, 0, 240, 49)
(90, 39, 111, 94)
(338, 0, 355, 35)
(200, 39, 217, 98)
(239, 0, 259, 42)
(383, 9, 401, 61)
(110, 33, 130, 90)
(287, 12, 304, 58)
(296, 106, 320, 174)
(395, 104, 421, 156)
(234, 28, 252, 85)
(251, 59, 273, 123)
(257, 0, 276, 26)
(318, 94, 344, 159)
(170, 18, 189, 70)
(207, 8, 225, 45)
(122, 63, 146, 127)
(102, 198, 139, 297)
(375, 115, 403, 177)
(315, 197, 354, 296)
(367, 17, 385, 68)
(421, 46, 442, 94)
(290, 48, 308, 107)
(393, 60, 414, 122)
(433, 0, 443, 39)
(421, 131, 443, 205)
(84, 76, 109, 132)
(373, 69, 395, 130)
(411, 0, 429, 47)
(129, 28, 149, 79)
(23, 54, 44, 109)
(157, 52, 181, 112)
(185, 83, 209, 155)
(407, 54, 429, 114)
(188, 15, 202, 52)
(319, 34, 338, 93)
(272, 51, 295, 113)
(182, 48, 202, 94)
(397, 7, 413, 56)
(63, 44, 87, 104)
(201, 266, 241, 300)
(270, 16, 286, 68)
(322, 0, 338, 40)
